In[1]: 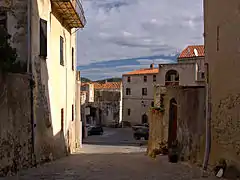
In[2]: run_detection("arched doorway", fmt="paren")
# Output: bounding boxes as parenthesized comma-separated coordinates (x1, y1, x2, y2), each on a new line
(142, 114, 148, 124)
(168, 98, 178, 149)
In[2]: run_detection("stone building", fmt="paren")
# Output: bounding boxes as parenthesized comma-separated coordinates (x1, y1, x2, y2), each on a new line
(148, 45, 206, 164)
(81, 82, 122, 127)
(204, 0, 240, 172)
(0, 0, 86, 176)
(122, 64, 159, 125)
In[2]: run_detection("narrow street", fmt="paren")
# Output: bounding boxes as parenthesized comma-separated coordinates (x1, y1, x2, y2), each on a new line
(3, 128, 217, 180)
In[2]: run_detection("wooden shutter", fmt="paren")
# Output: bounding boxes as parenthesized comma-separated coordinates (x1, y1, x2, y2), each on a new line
(40, 19, 47, 57)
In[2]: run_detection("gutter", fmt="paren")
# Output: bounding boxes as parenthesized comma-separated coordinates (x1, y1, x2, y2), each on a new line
(27, 0, 36, 167)
(202, 62, 211, 171)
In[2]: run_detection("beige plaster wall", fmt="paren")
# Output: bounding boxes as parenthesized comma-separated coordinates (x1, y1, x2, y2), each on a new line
(204, 0, 240, 169)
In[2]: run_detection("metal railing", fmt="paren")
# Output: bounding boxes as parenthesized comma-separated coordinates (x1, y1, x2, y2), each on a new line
(75, 0, 87, 26)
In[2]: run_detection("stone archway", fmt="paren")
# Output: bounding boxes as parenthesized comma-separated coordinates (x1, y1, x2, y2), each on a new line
(168, 98, 178, 149)
(142, 114, 148, 124)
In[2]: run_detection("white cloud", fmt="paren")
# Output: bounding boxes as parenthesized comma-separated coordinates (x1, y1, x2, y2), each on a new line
(77, 0, 203, 66)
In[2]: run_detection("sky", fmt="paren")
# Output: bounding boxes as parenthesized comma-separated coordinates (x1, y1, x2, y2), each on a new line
(77, 0, 203, 80)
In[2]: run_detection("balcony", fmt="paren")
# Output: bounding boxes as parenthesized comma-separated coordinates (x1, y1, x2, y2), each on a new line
(51, 0, 86, 29)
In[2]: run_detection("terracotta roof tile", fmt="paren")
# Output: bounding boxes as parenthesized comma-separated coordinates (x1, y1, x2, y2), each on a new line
(123, 68, 159, 75)
(178, 45, 204, 59)
(92, 82, 121, 90)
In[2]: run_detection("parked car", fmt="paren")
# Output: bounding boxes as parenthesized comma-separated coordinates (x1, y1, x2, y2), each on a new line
(132, 123, 149, 131)
(88, 125, 104, 136)
(133, 127, 149, 140)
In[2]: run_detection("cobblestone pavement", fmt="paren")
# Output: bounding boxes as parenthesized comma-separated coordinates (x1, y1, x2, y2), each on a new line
(2, 128, 217, 180)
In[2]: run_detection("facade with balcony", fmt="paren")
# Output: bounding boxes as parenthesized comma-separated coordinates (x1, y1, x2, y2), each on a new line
(0, 0, 86, 171)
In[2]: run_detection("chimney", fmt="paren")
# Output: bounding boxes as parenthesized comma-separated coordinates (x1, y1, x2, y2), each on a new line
(150, 63, 154, 69)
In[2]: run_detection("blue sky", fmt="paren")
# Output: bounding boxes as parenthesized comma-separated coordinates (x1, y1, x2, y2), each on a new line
(77, 0, 203, 80)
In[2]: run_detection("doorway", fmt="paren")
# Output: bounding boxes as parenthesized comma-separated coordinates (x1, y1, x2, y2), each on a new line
(142, 114, 148, 124)
(168, 98, 177, 149)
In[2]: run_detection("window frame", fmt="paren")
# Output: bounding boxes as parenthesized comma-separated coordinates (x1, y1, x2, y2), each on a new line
(127, 76, 131, 83)
(144, 76, 147, 82)
(61, 108, 64, 131)
(126, 88, 131, 95)
(60, 36, 64, 66)
(72, 47, 74, 71)
(142, 88, 147, 96)
(153, 75, 156, 82)
(127, 109, 131, 116)
(39, 18, 47, 58)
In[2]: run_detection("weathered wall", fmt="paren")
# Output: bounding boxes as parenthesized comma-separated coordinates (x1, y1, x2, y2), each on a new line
(151, 86, 206, 164)
(122, 73, 156, 125)
(147, 111, 166, 155)
(0, 73, 32, 177)
(204, 0, 240, 171)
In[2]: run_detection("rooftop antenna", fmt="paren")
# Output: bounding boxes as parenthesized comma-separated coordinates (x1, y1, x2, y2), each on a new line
(194, 48, 199, 57)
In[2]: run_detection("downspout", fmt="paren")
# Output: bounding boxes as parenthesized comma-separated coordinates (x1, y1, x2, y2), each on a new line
(202, 62, 211, 171)
(28, 0, 36, 167)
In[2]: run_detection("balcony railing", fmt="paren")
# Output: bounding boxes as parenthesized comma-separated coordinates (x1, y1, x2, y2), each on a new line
(165, 81, 179, 86)
(51, 0, 86, 29)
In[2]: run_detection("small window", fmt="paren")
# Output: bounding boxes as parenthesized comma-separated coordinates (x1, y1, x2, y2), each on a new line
(40, 19, 47, 58)
(72, 104, 74, 121)
(0, 11, 7, 29)
(60, 36, 64, 66)
(142, 88, 147, 96)
(153, 75, 156, 82)
(127, 109, 131, 116)
(151, 101, 154, 107)
(126, 88, 131, 95)
(144, 76, 147, 82)
(61, 108, 64, 131)
(72, 47, 74, 70)
(127, 76, 131, 83)
(201, 72, 205, 79)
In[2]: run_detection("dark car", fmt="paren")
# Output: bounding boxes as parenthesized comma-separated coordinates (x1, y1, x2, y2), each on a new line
(133, 127, 149, 140)
(132, 123, 149, 131)
(88, 125, 104, 136)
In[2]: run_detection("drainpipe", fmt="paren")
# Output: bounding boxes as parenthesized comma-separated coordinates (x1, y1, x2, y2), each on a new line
(28, 0, 36, 167)
(202, 62, 211, 171)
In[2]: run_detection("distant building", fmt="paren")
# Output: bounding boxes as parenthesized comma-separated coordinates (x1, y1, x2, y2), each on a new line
(80, 82, 122, 127)
(122, 64, 159, 125)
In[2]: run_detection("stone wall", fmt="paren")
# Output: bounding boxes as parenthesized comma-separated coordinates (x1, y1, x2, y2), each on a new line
(0, 73, 33, 177)
(149, 86, 206, 164)
(147, 111, 166, 155)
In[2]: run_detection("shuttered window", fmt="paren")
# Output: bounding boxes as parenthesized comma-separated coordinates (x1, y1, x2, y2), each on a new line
(40, 19, 47, 58)
(60, 36, 64, 66)
(61, 108, 64, 131)
(72, 47, 74, 70)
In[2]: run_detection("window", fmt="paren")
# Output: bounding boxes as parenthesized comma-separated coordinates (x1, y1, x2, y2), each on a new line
(72, 104, 74, 121)
(142, 88, 147, 96)
(153, 75, 156, 82)
(0, 11, 7, 29)
(151, 101, 154, 107)
(127, 109, 131, 116)
(61, 108, 64, 131)
(72, 47, 74, 70)
(201, 72, 205, 79)
(144, 76, 147, 82)
(40, 19, 47, 58)
(127, 76, 131, 83)
(126, 88, 131, 95)
(60, 36, 64, 66)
